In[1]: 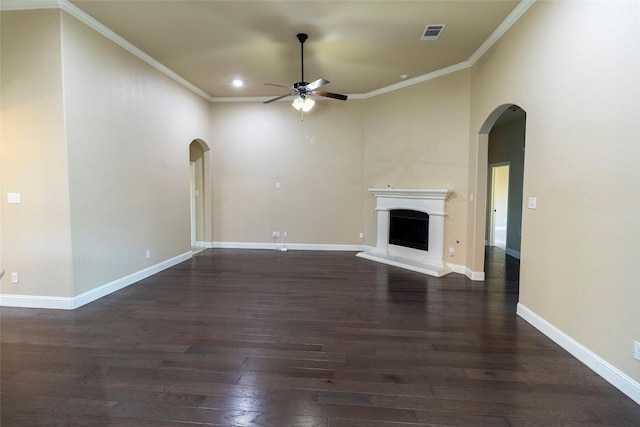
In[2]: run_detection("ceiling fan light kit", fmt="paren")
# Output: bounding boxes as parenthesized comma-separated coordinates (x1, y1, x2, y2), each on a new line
(264, 33, 347, 116)
(292, 96, 315, 112)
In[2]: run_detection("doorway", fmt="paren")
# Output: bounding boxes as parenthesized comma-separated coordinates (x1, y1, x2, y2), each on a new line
(190, 162, 197, 246)
(489, 163, 510, 250)
(189, 139, 212, 249)
(471, 104, 526, 281)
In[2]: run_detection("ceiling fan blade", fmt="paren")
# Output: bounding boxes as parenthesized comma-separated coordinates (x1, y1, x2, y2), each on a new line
(265, 83, 292, 89)
(305, 78, 329, 91)
(263, 93, 293, 104)
(314, 90, 348, 101)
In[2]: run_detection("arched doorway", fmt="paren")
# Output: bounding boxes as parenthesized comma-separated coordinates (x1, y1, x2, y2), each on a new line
(189, 139, 212, 248)
(471, 104, 526, 280)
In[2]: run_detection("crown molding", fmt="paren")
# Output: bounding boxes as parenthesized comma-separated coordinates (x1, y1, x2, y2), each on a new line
(0, 0, 62, 10)
(361, 61, 472, 99)
(468, 0, 536, 65)
(4, 0, 536, 103)
(2, 0, 213, 101)
(58, 1, 213, 101)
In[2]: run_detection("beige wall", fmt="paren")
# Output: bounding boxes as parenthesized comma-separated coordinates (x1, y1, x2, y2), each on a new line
(470, 1, 639, 382)
(210, 100, 365, 245)
(61, 13, 211, 294)
(364, 70, 471, 264)
(0, 10, 74, 297)
(0, 9, 211, 298)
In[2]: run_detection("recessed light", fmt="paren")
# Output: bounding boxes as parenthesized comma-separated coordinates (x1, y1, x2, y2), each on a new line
(232, 79, 244, 88)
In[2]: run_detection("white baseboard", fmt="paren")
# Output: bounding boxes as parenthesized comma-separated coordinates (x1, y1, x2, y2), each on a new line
(466, 268, 485, 280)
(193, 241, 215, 248)
(212, 241, 364, 252)
(517, 303, 640, 406)
(448, 263, 485, 281)
(0, 294, 76, 310)
(0, 251, 192, 310)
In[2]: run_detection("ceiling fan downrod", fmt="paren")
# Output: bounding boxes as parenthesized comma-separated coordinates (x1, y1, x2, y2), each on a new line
(297, 33, 308, 85)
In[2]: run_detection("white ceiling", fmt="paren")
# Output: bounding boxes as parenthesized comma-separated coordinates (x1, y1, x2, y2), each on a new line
(64, 1, 523, 99)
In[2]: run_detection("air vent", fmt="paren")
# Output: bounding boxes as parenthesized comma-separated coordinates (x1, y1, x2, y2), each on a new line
(420, 24, 445, 41)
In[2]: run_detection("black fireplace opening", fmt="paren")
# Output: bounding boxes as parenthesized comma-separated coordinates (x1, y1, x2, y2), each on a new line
(389, 209, 429, 251)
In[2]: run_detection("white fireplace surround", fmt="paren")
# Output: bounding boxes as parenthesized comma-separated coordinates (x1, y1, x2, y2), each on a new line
(357, 188, 453, 277)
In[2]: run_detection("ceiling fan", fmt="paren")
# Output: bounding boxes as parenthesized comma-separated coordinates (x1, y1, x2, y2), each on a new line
(264, 33, 348, 112)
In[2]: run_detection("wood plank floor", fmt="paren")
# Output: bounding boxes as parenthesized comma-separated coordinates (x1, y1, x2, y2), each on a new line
(1, 248, 639, 426)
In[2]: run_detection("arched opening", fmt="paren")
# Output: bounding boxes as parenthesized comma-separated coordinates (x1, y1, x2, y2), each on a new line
(189, 139, 212, 249)
(471, 104, 526, 282)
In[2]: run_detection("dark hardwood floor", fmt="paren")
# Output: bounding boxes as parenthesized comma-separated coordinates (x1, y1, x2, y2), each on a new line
(1, 249, 638, 426)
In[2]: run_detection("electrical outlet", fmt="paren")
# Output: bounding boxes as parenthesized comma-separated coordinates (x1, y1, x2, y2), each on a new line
(283, 231, 287, 238)
(634, 341, 640, 361)
(11, 272, 19, 283)
(448, 247, 455, 257)
(359, 233, 364, 239)
(146, 250, 151, 259)
(272, 231, 280, 238)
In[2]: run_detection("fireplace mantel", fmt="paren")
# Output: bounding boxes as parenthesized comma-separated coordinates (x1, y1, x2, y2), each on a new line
(368, 188, 452, 200)
(357, 188, 453, 277)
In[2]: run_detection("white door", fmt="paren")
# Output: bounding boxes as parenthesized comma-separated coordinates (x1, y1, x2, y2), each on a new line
(490, 163, 509, 250)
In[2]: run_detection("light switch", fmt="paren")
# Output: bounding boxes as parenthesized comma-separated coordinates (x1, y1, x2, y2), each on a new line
(528, 196, 537, 209)
(275, 182, 281, 189)
(7, 193, 21, 204)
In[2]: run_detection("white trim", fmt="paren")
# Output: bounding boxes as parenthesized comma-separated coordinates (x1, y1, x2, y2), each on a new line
(0, 0, 62, 10)
(368, 188, 452, 200)
(212, 241, 363, 252)
(0, 252, 192, 310)
(0, 294, 75, 310)
(58, 1, 212, 101)
(447, 263, 485, 281)
(468, 1, 537, 65)
(517, 303, 640, 406)
(193, 241, 214, 249)
(362, 62, 471, 99)
(465, 268, 485, 281)
(3, 0, 535, 104)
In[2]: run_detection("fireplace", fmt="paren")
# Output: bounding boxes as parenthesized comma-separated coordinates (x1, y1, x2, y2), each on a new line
(389, 209, 429, 251)
(357, 188, 453, 277)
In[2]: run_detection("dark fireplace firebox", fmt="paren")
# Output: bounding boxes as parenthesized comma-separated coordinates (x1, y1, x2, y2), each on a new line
(389, 209, 429, 251)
